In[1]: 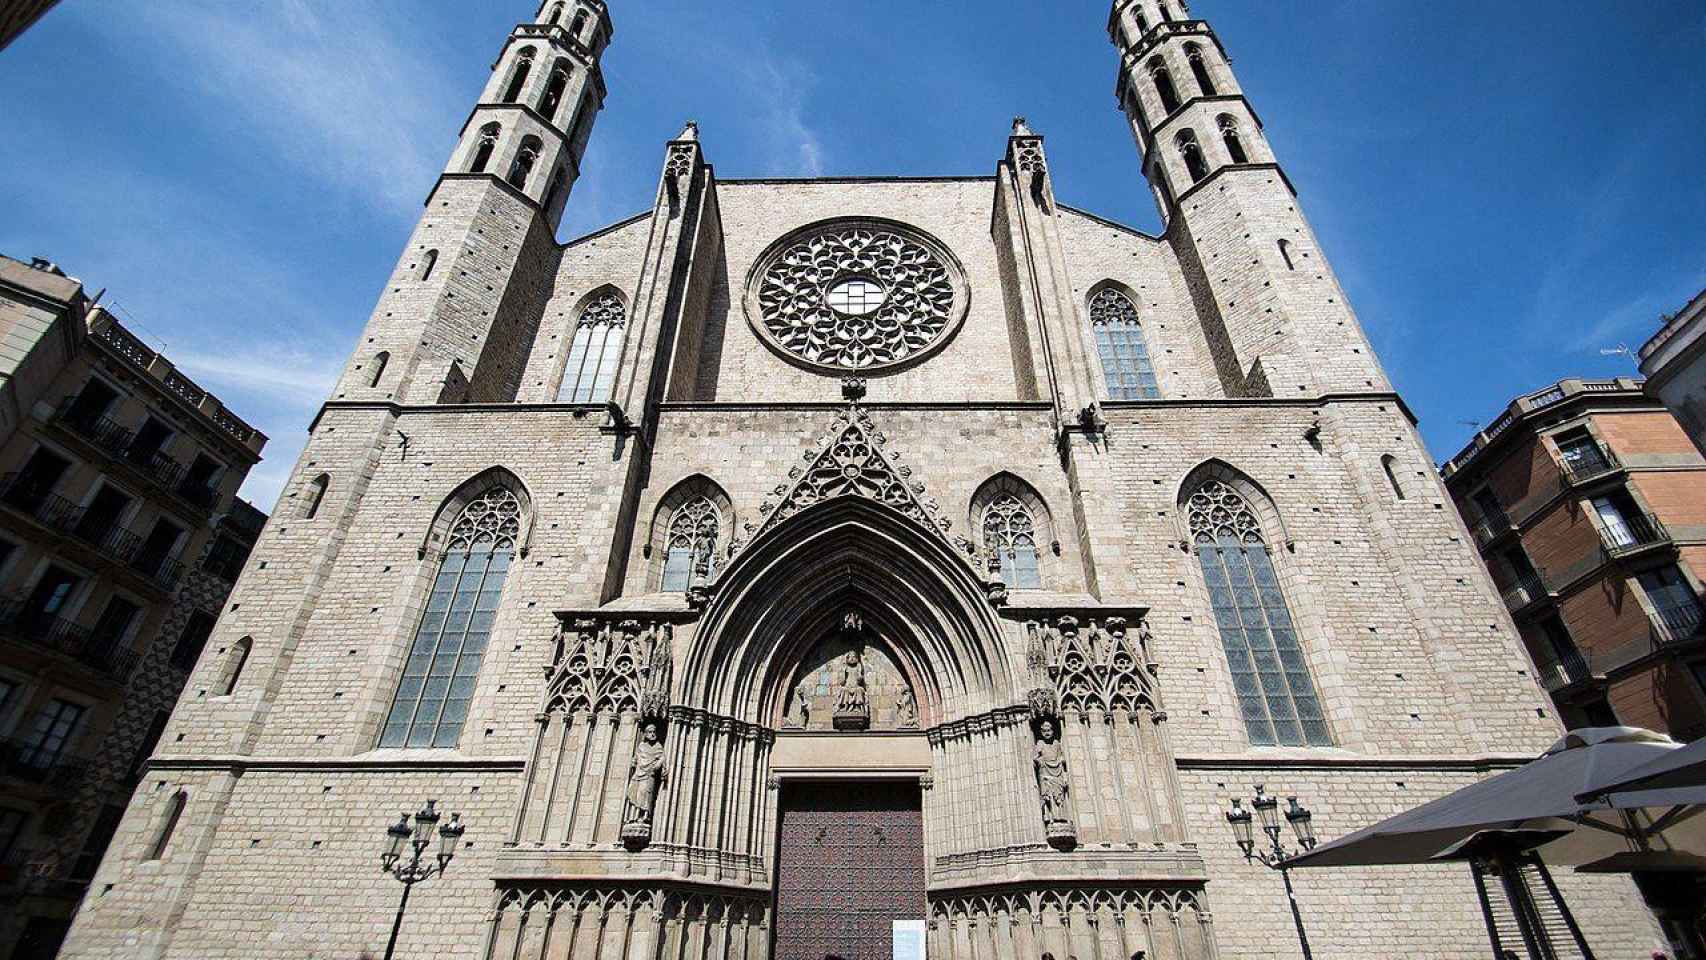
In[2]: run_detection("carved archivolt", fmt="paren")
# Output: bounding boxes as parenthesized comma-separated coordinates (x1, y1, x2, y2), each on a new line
(745, 218, 967, 373)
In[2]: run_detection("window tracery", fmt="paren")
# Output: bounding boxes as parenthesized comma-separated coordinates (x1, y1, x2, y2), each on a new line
(558, 290, 625, 402)
(380, 487, 520, 748)
(982, 494, 1041, 589)
(1089, 288, 1160, 400)
(661, 497, 719, 592)
(1186, 479, 1329, 746)
(748, 221, 964, 372)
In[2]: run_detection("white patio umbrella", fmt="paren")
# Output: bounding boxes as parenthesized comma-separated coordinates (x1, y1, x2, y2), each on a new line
(1281, 727, 1706, 960)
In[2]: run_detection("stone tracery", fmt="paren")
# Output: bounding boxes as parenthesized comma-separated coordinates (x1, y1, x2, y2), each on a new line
(749, 220, 963, 371)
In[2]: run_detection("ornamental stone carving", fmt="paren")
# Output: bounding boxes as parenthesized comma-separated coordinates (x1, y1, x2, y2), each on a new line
(621, 719, 667, 847)
(1033, 716, 1076, 849)
(833, 650, 870, 731)
(745, 218, 967, 373)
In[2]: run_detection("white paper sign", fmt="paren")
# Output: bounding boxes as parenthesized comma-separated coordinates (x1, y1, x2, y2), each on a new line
(892, 919, 926, 960)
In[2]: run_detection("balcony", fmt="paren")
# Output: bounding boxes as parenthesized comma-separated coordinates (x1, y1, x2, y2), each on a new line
(1470, 509, 1516, 548)
(1501, 571, 1554, 616)
(0, 737, 89, 790)
(1652, 601, 1705, 647)
(1601, 512, 1675, 564)
(0, 597, 140, 682)
(1558, 444, 1623, 489)
(50, 398, 214, 516)
(0, 474, 186, 593)
(1534, 647, 1594, 693)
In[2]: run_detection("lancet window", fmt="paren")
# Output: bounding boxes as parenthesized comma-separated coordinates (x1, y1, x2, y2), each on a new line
(1218, 114, 1248, 164)
(379, 487, 521, 748)
(982, 494, 1041, 589)
(660, 497, 719, 592)
(557, 290, 625, 402)
(1089, 288, 1160, 400)
(1187, 479, 1330, 746)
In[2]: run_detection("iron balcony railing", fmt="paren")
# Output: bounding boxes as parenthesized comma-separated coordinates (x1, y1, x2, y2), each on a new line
(1653, 601, 1705, 647)
(1602, 512, 1674, 561)
(1502, 571, 1552, 614)
(1558, 444, 1622, 488)
(0, 737, 90, 790)
(0, 474, 186, 592)
(0, 597, 141, 682)
(51, 398, 213, 513)
(1471, 508, 1516, 548)
(1534, 648, 1594, 693)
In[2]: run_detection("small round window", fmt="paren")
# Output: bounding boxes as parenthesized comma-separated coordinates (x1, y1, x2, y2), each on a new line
(826, 278, 885, 315)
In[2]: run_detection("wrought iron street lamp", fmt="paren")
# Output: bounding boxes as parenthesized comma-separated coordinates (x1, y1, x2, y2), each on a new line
(378, 799, 466, 960)
(1226, 785, 1318, 960)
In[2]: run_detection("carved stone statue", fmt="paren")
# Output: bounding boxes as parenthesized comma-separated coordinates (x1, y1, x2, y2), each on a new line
(1033, 717, 1076, 849)
(785, 685, 810, 729)
(833, 650, 870, 730)
(621, 721, 667, 847)
(895, 686, 918, 729)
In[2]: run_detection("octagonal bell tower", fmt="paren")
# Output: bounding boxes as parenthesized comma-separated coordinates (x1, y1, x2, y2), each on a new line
(1110, 0, 1389, 398)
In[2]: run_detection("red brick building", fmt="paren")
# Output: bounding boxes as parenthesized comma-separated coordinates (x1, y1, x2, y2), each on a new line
(1443, 377, 1706, 738)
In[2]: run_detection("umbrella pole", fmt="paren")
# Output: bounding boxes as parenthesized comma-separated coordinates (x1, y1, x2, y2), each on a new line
(1492, 850, 1552, 960)
(1471, 860, 1512, 960)
(1524, 853, 1595, 960)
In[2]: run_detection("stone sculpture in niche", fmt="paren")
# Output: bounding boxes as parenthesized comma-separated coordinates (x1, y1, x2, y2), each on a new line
(621, 720, 666, 847)
(833, 650, 870, 730)
(1032, 717, 1076, 849)
(785, 687, 810, 729)
(895, 687, 918, 729)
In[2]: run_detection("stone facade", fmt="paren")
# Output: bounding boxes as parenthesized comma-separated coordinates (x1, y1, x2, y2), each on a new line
(62, 1, 1663, 958)
(0, 255, 266, 959)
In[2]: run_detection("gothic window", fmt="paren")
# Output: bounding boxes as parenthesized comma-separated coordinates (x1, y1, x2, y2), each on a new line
(380, 487, 521, 748)
(219, 637, 250, 696)
(660, 497, 719, 592)
(418, 248, 438, 281)
(544, 2, 563, 26)
(539, 62, 571, 121)
(1278, 238, 1295, 270)
(147, 790, 187, 861)
(1089, 288, 1160, 400)
(1149, 58, 1180, 113)
(1187, 479, 1331, 746)
(557, 290, 625, 402)
(1133, 9, 1149, 34)
(1217, 114, 1248, 164)
(368, 351, 389, 389)
(1186, 44, 1217, 96)
(508, 136, 542, 190)
(982, 494, 1041, 589)
(502, 48, 535, 104)
(1177, 129, 1208, 182)
(542, 166, 568, 212)
(570, 11, 588, 40)
(470, 123, 500, 174)
(303, 473, 329, 519)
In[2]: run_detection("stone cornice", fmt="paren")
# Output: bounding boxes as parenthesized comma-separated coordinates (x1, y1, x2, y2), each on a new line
(1175, 751, 1538, 770)
(142, 753, 528, 774)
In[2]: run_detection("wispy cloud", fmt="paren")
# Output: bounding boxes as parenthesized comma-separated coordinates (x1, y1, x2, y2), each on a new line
(731, 48, 826, 177)
(74, 0, 458, 217)
(166, 348, 342, 404)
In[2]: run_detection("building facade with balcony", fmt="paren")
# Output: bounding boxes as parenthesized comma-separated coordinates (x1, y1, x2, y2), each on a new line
(0, 255, 266, 960)
(1443, 377, 1706, 739)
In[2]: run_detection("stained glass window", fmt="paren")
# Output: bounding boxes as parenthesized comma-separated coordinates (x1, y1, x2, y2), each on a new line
(983, 494, 1041, 589)
(1090, 289, 1160, 400)
(380, 487, 520, 748)
(661, 497, 719, 592)
(558, 291, 625, 403)
(1188, 479, 1330, 746)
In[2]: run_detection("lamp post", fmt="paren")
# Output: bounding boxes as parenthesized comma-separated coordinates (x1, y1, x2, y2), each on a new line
(378, 799, 466, 960)
(1226, 785, 1318, 960)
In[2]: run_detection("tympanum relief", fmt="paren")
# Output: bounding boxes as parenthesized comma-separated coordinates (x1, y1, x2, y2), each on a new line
(782, 611, 919, 732)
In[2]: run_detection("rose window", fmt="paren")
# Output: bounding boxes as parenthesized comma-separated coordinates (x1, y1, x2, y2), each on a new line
(746, 220, 967, 372)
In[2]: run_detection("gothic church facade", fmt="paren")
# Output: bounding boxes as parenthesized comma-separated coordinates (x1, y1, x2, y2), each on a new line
(63, 2, 1655, 958)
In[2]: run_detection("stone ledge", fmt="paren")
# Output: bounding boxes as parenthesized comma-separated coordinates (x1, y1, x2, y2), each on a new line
(1176, 751, 1536, 770)
(142, 752, 528, 773)
(931, 843, 1208, 890)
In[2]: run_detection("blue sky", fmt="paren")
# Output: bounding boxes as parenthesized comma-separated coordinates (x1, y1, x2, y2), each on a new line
(2, 1, 1703, 509)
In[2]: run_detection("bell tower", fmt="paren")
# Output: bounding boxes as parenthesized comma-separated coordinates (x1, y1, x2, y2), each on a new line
(330, 0, 612, 405)
(1109, 0, 1389, 398)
